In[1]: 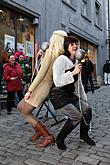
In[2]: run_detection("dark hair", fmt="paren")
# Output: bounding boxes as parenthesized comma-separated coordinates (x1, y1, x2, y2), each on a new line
(64, 36, 78, 57)
(8, 54, 14, 59)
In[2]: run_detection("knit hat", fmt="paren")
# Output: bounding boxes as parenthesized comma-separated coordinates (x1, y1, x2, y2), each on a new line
(17, 45, 24, 52)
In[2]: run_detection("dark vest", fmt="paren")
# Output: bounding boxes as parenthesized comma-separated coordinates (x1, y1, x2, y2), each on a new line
(50, 67, 78, 109)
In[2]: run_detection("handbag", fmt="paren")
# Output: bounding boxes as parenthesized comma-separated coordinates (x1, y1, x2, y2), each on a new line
(50, 86, 78, 110)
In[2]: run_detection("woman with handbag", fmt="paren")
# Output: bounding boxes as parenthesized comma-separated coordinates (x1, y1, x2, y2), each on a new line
(50, 36, 96, 150)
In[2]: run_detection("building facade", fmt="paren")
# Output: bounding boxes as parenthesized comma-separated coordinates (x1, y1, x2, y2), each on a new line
(105, 0, 110, 60)
(0, 0, 107, 79)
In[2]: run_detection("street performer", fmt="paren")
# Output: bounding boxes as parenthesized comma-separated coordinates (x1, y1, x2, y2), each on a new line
(50, 36, 96, 150)
(17, 30, 67, 147)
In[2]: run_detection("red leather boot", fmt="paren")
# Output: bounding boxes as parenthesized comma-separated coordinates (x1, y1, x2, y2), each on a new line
(29, 132, 41, 141)
(34, 121, 55, 147)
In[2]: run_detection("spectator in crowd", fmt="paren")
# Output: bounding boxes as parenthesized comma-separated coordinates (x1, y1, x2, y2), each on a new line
(103, 60, 110, 85)
(31, 47, 46, 82)
(14, 45, 26, 61)
(17, 30, 67, 147)
(82, 55, 94, 93)
(0, 60, 3, 115)
(3, 55, 24, 114)
(50, 36, 95, 150)
(0, 60, 3, 92)
(18, 55, 31, 82)
(31, 42, 49, 80)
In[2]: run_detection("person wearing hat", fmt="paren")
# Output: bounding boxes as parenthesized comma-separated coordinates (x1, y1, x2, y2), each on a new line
(17, 30, 67, 147)
(50, 36, 96, 150)
(14, 45, 26, 61)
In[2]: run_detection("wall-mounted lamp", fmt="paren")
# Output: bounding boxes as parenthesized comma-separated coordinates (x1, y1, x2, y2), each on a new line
(18, 16, 24, 22)
(33, 18, 39, 25)
(0, 9, 3, 13)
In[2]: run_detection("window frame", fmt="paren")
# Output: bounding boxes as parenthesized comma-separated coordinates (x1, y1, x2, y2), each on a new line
(94, 0, 102, 30)
(62, 0, 76, 11)
(81, 0, 91, 23)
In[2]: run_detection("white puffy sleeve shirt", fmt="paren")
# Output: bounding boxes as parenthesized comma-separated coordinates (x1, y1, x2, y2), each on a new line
(53, 55, 87, 101)
(53, 55, 75, 87)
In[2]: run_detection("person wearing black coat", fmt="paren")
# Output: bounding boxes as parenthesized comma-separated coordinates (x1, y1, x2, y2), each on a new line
(82, 56, 94, 93)
(103, 60, 110, 85)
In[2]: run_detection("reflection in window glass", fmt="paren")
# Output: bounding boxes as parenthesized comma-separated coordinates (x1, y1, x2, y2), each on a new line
(82, 0, 88, 17)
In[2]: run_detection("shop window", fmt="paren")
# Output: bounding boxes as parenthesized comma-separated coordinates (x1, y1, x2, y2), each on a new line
(0, 6, 35, 67)
(80, 39, 97, 79)
(17, 16, 34, 60)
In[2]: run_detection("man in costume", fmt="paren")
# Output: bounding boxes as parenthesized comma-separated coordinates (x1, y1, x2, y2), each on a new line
(17, 30, 67, 147)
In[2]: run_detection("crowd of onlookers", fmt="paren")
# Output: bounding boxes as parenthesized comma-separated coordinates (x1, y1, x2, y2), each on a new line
(0, 46, 32, 115)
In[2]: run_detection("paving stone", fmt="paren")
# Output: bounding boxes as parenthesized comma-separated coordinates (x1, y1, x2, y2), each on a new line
(89, 154, 110, 163)
(96, 151, 110, 158)
(39, 152, 59, 164)
(99, 162, 110, 165)
(60, 157, 78, 164)
(62, 151, 78, 159)
(25, 159, 49, 165)
(75, 155, 99, 165)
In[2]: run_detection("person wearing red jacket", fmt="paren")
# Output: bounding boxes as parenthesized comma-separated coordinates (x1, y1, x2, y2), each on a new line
(3, 55, 24, 114)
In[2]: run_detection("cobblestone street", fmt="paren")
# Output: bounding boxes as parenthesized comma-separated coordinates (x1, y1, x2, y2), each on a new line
(0, 85, 110, 165)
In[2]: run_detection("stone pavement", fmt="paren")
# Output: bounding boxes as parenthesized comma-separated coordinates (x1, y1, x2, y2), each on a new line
(0, 85, 110, 165)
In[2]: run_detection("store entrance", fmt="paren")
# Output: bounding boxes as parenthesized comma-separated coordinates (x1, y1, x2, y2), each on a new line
(0, 5, 37, 108)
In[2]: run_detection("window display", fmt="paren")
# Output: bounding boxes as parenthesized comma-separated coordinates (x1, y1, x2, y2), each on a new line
(80, 39, 97, 79)
(0, 6, 35, 66)
(0, 5, 37, 97)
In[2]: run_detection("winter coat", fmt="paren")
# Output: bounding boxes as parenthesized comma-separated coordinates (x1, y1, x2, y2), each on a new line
(3, 62, 23, 91)
(25, 49, 57, 107)
(14, 51, 26, 60)
(0, 61, 3, 79)
(103, 63, 110, 73)
(18, 60, 32, 83)
(82, 60, 94, 74)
